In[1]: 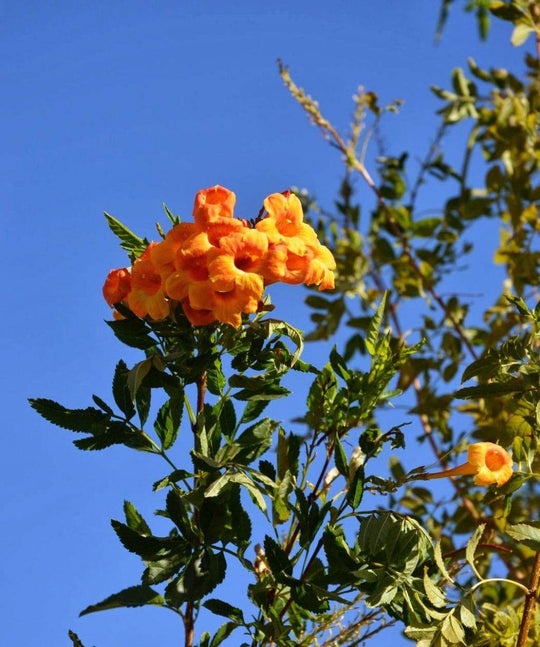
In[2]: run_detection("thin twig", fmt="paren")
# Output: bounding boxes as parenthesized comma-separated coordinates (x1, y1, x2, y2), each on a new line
(516, 552, 540, 647)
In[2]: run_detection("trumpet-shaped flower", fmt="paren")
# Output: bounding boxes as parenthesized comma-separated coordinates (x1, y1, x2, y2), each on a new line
(151, 223, 199, 276)
(423, 442, 513, 487)
(103, 268, 131, 307)
(256, 192, 318, 256)
(126, 251, 169, 320)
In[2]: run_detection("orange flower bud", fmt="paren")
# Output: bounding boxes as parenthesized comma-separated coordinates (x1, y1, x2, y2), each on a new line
(424, 442, 513, 487)
(103, 268, 131, 307)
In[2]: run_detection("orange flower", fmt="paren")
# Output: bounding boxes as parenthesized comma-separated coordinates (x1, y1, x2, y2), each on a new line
(256, 192, 318, 255)
(165, 231, 213, 301)
(304, 241, 336, 290)
(126, 249, 169, 320)
(103, 268, 131, 307)
(151, 223, 199, 276)
(423, 442, 513, 487)
(181, 298, 216, 326)
(193, 186, 246, 245)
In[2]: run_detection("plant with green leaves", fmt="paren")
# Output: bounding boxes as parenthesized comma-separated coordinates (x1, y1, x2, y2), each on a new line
(32, 2, 540, 646)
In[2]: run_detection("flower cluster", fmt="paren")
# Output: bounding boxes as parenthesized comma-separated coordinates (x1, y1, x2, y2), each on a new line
(103, 186, 336, 327)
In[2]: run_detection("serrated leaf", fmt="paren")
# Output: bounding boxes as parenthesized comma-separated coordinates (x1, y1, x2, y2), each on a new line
(154, 389, 183, 450)
(113, 360, 136, 419)
(123, 501, 151, 535)
(203, 599, 244, 624)
(507, 522, 540, 551)
(263, 536, 293, 581)
(259, 319, 304, 367)
(111, 519, 184, 560)
(209, 622, 240, 647)
(233, 418, 279, 464)
(165, 549, 226, 604)
(205, 471, 233, 498)
(334, 438, 348, 477)
(423, 567, 447, 608)
(346, 466, 364, 509)
(127, 358, 153, 401)
(441, 613, 465, 644)
(106, 318, 156, 350)
(455, 381, 526, 399)
(80, 585, 163, 616)
(459, 596, 477, 629)
(365, 293, 387, 356)
(104, 212, 146, 254)
(92, 395, 113, 415)
(434, 539, 455, 584)
(466, 523, 486, 580)
(29, 399, 109, 433)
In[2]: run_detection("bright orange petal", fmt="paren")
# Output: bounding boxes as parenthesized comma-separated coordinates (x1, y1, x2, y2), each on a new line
(103, 268, 131, 306)
(193, 185, 236, 227)
(182, 298, 216, 326)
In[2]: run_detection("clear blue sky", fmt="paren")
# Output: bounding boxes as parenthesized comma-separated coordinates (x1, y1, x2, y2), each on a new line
(2, 2, 525, 646)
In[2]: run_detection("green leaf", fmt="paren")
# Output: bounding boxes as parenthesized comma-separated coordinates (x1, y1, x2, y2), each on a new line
(203, 599, 244, 624)
(80, 585, 163, 616)
(123, 501, 151, 535)
(240, 399, 269, 424)
(263, 536, 293, 582)
(92, 395, 113, 415)
(233, 418, 279, 464)
(104, 212, 146, 255)
(434, 539, 455, 584)
(209, 622, 240, 647)
(127, 358, 153, 401)
(423, 567, 447, 608)
(459, 596, 477, 630)
(259, 319, 304, 367)
(218, 399, 236, 437)
(511, 24, 533, 47)
(29, 399, 109, 433)
(106, 318, 156, 350)
(334, 438, 348, 476)
(365, 293, 387, 356)
(111, 519, 185, 560)
(165, 489, 198, 544)
(153, 468, 193, 491)
(154, 389, 183, 450)
(72, 422, 153, 451)
(68, 631, 86, 647)
(113, 360, 136, 419)
(346, 466, 364, 509)
(507, 522, 540, 551)
(205, 471, 234, 498)
(455, 381, 527, 399)
(165, 549, 226, 604)
(466, 523, 486, 580)
(441, 612, 465, 644)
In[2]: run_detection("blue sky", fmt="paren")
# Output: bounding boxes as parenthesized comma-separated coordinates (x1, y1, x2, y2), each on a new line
(2, 2, 526, 646)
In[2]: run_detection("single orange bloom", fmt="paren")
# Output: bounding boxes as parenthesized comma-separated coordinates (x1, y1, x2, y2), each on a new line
(165, 231, 213, 301)
(424, 442, 513, 487)
(181, 298, 216, 326)
(256, 192, 318, 256)
(126, 253, 169, 320)
(151, 223, 200, 276)
(188, 275, 262, 328)
(304, 242, 336, 290)
(193, 185, 245, 245)
(103, 268, 131, 306)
